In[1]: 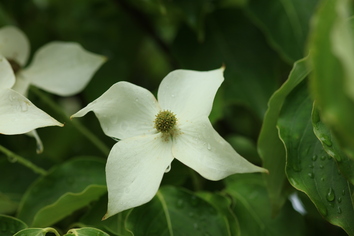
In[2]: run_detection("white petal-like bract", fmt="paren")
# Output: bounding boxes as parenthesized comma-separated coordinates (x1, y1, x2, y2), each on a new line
(0, 88, 63, 134)
(158, 68, 224, 121)
(172, 117, 267, 180)
(0, 26, 30, 66)
(21, 42, 106, 96)
(104, 134, 174, 219)
(0, 56, 15, 89)
(71, 82, 160, 140)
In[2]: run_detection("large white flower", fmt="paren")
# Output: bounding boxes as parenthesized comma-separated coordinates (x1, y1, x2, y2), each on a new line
(72, 68, 267, 219)
(0, 55, 63, 134)
(0, 25, 106, 151)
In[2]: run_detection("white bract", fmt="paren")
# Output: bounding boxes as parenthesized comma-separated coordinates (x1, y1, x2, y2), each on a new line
(72, 68, 267, 219)
(0, 55, 63, 134)
(0, 25, 106, 151)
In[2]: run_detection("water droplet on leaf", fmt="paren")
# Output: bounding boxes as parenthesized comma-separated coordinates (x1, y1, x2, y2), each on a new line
(207, 143, 211, 150)
(321, 136, 332, 147)
(326, 188, 335, 202)
(308, 173, 314, 178)
(312, 155, 318, 161)
(7, 156, 17, 163)
(337, 207, 342, 214)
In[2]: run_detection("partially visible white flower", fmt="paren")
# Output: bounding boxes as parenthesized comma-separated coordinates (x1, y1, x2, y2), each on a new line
(0, 26, 106, 96)
(72, 68, 267, 219)
(0, 55, 62, 134)
(0, 25, 106, 151)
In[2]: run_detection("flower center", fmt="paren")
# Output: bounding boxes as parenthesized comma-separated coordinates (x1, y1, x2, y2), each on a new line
(154, 110, 177, 134)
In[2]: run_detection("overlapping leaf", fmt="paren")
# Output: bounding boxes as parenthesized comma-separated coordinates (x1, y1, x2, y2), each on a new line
(257, 57, 310, 215)
(277, 81, 354, 235)
(17, 157, 106, 227)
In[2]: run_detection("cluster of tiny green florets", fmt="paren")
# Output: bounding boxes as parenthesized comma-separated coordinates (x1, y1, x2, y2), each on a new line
(154, 110, 177, 134)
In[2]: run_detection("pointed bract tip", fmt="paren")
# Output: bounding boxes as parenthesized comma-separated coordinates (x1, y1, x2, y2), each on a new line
(220, 64, 226, 71)
(102, 213, 109, 221)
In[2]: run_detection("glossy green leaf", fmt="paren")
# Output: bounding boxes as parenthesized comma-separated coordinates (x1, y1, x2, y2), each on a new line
(197, 192, 240, 236)
(65, 227, 110, 236)
(0, 215, 27, 236)
(257, 57, 310, 215)
(312, 106, 354, 185)
(14, 227, 60, 236)
(225, 173, 306, 236)
(17, 157, 106, 227)
(80, 194, 132, 236)
(277, 80, 354, 235)
(309, 0, 354, 160)
(126, 186, 232, 236)
(172, 7, 286, 119)
(246, 0, 319, 62)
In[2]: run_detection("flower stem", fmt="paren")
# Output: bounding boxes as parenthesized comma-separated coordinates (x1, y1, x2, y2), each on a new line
(30, 87, 110, 156)
(0, 145, 47, 175)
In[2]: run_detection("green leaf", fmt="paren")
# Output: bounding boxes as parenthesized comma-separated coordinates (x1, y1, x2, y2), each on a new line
(172, 8, 286, 119)
(14, 228, 60, 236)
(0, 158, 38, 214)
(309, 0, 354, 160)
(80, 194, 132, 236)
(65, 227, 110, 236)
(225, 173, 306, 236)
(312, 106, 354, 185)
(277, 80, 354, 235)
(245, 0, 319, 63)
(17, 157, 106, 227)
(257, 57, 310, 215)
(196, 192, 240, 236)
(126, 186, 232, 236)
(0, 215, 27, 236)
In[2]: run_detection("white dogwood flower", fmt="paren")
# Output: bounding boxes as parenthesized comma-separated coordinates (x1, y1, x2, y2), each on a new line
(72, 68, 267, 219)
(0, 25, 106, 96)
(0, 55, 62, 134)
(0, 25, 106, 151)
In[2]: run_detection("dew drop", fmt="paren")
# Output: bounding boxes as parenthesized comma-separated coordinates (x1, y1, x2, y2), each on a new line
(20, 101, 28, 112)
(338, 197, 342, 203)
(308, 164, 314, 169)
(312, 155, 318, 161)
(188, 212, 195, 218)
(291, 162, 302, 172)
(321, 136, 332, 147)
(193, 223, 199, 230)
(317, 204, 328, 216)
(337, 207, 342, 214)
(326, 188, 335, 202)
(7, 156, 17, 163)
(289, 177, 299, 186)
(333, 153, 342, 162)
(171, 94, 175, 98)
(176, 199, 184, 209)
(342, 190, 346, 196)
(135, 98, 139, 102)
(308, 173, 314, 179)
(320, 155, 326, 160)
(207, 143, 211, 151)
(165, 164, 171, 173)
(321, 177, 325, 181)
(319, 164, 324, 169)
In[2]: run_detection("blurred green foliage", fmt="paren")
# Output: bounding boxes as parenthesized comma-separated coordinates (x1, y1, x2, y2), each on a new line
(1, 0, 354, 235)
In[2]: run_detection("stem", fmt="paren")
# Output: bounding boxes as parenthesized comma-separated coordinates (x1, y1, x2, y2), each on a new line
(0, 145, 47, 175)
(30, 87, 110, 156)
